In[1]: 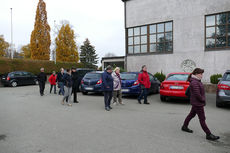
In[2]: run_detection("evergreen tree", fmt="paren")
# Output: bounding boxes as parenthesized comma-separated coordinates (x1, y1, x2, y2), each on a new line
(30, 0, 51, 60)
(80, 38, 98, 68)
(55, 23, 79, 62)
(0, 35, 9, 57)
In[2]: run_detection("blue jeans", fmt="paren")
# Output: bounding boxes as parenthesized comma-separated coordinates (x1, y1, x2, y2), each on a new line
(58, 82, 65, 95)
(138, 88, 148, 103)
(104, 91, 112, 108)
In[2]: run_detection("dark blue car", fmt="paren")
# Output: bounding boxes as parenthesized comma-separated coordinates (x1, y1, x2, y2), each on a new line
(80, 71, 103, 95)
(121, 72, 160, 95)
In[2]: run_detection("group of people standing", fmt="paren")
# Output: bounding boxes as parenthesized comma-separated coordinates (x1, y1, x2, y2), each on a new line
(37, 67, 79, 106)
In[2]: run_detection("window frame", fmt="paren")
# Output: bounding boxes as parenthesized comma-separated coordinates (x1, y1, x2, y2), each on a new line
(126, 20, 173, 55)
(205, 11, 230, 51)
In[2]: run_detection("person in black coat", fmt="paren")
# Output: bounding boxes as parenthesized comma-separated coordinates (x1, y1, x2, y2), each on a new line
(57, 68, 65, 95)
(37, 67, 47, 96)
(71, 67, 79, 103)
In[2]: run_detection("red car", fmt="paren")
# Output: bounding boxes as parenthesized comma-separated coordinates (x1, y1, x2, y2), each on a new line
(160, 72, 190, 101)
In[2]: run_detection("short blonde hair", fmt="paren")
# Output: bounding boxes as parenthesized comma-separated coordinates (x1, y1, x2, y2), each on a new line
(114, 67, 120, 72)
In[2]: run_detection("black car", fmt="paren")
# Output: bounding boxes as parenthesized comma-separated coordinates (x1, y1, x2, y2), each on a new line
(1, 71, 38, 87)
(121, 72, 161, 95)
(75, 68, 94, 91)
(80, 71, 103, 95)
(216, 70, 230, 107)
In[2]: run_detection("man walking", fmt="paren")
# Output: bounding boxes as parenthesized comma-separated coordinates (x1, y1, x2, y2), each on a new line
(37, 67, 47, 96)
(102, 65, 114, 111)
(57, 68, 65, 95)
(71, 67, 79, 103)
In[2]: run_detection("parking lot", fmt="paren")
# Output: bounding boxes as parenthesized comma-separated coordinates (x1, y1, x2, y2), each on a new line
(0, 85, 230, 153)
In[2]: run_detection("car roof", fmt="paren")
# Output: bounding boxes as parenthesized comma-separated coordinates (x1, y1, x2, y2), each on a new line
(76, 68, 94, 71)
(226, 70, 230, 73)
(168, 72, 190, 75)
(121, 72, 139, 74)
(88, 71, 103, 74)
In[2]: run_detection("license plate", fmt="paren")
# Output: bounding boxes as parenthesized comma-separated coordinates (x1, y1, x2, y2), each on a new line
(85, 87, 93, 90)
(122, 89, 129, 92)
(170, 86, 184, 89)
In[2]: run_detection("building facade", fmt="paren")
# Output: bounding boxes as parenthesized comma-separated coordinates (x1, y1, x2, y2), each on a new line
(122, 0, 230, 82)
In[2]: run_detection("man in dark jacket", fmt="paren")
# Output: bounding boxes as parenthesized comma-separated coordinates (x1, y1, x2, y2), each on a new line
(102, 65, 114, 111)
(71, 68, 79, 103)
(37, 67, 47, 96)
(62, 69, 73, 106)
(57, 68, 65, 95)
(182, 68, 220, 141)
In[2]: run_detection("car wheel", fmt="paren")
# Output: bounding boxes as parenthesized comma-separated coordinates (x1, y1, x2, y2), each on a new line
(160, 95, 166, 102)
(82, 91, 88, 95)
(216, 101, 224, 108)
(11, 81, 17, 87)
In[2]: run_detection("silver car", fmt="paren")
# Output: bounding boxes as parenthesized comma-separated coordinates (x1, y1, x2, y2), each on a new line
(216, 70, 230, 107)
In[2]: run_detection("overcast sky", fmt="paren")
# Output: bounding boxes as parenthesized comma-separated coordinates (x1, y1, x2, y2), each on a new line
(0, 0, 125, 64)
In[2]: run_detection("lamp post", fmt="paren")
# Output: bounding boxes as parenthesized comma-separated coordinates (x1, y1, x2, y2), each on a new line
(10, 8, 13, 59)
(54, 20, 56, 64)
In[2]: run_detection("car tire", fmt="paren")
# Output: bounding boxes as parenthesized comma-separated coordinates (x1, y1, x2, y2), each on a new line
(216, 101, 224, 108)
(160, 95, 166, 102)
(82, 91, 88, 95)
(11, 81, 17, 87)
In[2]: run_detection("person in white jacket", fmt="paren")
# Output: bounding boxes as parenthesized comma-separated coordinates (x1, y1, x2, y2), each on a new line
(112, 67, 124, 105)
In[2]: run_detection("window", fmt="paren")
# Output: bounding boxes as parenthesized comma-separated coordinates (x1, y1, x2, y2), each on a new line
(205, 12, 230, 50)
(127, 21, 173, 54)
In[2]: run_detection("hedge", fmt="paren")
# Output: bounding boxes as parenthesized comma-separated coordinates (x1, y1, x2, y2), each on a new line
(0, 57, 84, 75)
(154, 71, 166, 82)
(210, 74, 222, 84)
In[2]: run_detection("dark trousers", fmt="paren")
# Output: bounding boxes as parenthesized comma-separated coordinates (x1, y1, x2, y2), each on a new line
(72, 87, 78, 102)
(104, 91, 112, 108)
(138, 88, 148, 103)
(183, 106, 211, 135)
(50, 85, 56, 93)
(39, 82, 45, 95)
(58, 82, 64, 95)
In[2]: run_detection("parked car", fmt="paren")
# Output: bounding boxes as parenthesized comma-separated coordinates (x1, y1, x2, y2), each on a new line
(80, 71, 103, 95)
(1, 71, 38, 87)
(120, 72, 160, 95)
(216, 70, 230, 107)
(160, 72, 190, 101)
(75, 68, 94, 91)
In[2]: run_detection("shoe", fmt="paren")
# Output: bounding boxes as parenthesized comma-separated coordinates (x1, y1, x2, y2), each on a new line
(119, 102, 124, 105)
(74, 101, 79, 103)
(113, 102, 117, 105)
(67, 103, 72, 107)
(181, 126, 193, 133)
(206, 134, 220, 141)
(138, 99, 142, 104)
(105, 107, 110, 111)
(144, 102, 150, 104)
(61, 100, 65, 105)
(109, 106, 113, 109)
(54, 92, 57, 94)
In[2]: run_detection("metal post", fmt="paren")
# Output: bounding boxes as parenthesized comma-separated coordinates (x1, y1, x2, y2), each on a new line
(10, 8, 13, 59)
(54, 20, 56, 64)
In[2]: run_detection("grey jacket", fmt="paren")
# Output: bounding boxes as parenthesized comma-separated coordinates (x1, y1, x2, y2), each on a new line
(112, 72, 122, 91)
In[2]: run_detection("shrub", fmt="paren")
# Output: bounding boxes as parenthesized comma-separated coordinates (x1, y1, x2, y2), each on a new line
(154, 71, 166, 82)
(0, 57, 84, 75)
(210, 74, 222, 84)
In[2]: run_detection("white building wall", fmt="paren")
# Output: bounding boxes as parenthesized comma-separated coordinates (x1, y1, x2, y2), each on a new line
(125, 0, 230, 82)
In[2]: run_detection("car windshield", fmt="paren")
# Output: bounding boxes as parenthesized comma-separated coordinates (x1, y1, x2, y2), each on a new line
(121, 73, 138, 80)
(223, 73, 230, 81)
(84, 73, 101, 79)
(166, 74, 189, 81)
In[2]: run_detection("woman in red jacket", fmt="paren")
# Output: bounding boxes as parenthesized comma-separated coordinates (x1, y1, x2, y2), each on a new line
(138, 65, 151, 104)
(48, 71, 57, 94)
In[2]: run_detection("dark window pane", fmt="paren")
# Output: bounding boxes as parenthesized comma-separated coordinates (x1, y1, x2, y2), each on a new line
(206, 15, 215, 26)
(228, 37, 230, 46)
(141, 36, 147, 44)
(228, 26, 230, 36)
(128, 37, 133, 45)
(206, 38, 215, 48)
(165, 32, 172, 41)
(141, 45, 147, 53)
(150, 25, 156, 33)
(134, 36, 140, 45)
(157, 43, 165, 52)
(150, 44, 156, 52)
(228, 13, 230, 23)
(150, 34, 156, 43)
(216, 37, 226, 47)
(141, 26, 147, 35)
(216, 25, 226, 37)
(165, 22, 172, 32)
(165, 42, 173, 51)
(134, 45, 140, 53)
(206, 27, 215, 37)
(128, 28, 133, 36)
(134, 27, 140, 36)
(128, 46, 133, 53)
(157, 33, 165, 43)
(157, 23, 164, 33)
(217, 13, 227, 25)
